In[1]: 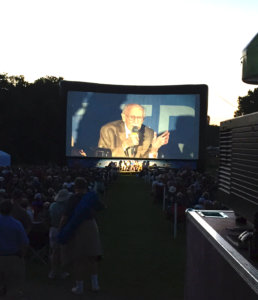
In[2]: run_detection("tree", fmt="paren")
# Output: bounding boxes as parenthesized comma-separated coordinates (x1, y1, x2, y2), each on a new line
(26, 75, 64, 164)
(234, 87, 258, 117)
(0, 74, 31, 162)
(0, 73, 64, 164)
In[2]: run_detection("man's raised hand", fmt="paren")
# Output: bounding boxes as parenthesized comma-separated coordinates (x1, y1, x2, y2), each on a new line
(152, 130, 170, 152)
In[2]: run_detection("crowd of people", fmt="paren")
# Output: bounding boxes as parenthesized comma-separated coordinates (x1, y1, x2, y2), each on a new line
(139, 165, 220, 221)
(118, 160, 143, 172)
(0, 164, 117, 298)
(0, 163, 219, 298)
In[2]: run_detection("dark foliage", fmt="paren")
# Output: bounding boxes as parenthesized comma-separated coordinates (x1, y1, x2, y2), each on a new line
(206, 125, 219, 147)
(234, 87, 258, 117)
(0, 73, 64, 164)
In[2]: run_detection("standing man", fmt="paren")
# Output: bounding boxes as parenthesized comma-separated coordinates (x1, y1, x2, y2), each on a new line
(0, 198, 29, 298)
(98, 103, 170, 158)
(58, 177, 104, 295)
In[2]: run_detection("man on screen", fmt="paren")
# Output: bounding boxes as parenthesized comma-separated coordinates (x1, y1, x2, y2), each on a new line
(98, 103, 170, 158)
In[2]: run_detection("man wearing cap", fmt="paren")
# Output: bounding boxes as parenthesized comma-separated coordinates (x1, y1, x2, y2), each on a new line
(98, 103, 170, 158)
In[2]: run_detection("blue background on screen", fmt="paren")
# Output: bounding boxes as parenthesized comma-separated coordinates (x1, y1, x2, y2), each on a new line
(66, 91, 200, 159)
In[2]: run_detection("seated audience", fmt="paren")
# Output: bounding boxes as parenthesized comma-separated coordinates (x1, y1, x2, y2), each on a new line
(20, 197, 34, 221)
(11, 189, 32, 234)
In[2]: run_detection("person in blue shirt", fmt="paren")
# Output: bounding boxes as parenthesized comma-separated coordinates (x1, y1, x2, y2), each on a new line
(0, 198, 29, 298)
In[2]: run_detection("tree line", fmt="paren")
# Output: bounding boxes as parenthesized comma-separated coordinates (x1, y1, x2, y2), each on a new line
(0, 73, 257, 165)
(0, 74, 64, 165)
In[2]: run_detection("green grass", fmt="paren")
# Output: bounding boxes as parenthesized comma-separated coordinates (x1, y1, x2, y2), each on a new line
(98, 175, 186, 299)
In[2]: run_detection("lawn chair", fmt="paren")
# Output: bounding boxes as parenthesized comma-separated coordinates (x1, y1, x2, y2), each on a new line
(27, 221, 49, 265)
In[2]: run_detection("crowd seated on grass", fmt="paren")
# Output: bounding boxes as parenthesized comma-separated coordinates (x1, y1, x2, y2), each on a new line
(0, 163, 219, 227)
(139, 165, 220, 222)
(0, 164, 117, 296)
(0, 165, 117, 224)
(0, 163, 218, 296)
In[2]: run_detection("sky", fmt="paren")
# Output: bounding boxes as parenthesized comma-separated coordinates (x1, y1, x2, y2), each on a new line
(1, 0, 258, 125)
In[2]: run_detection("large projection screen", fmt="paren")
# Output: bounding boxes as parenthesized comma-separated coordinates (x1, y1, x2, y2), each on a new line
(60, 81, 208, 168)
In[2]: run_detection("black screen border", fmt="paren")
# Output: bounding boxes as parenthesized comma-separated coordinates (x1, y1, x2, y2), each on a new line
(59, 80, 208, 171)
